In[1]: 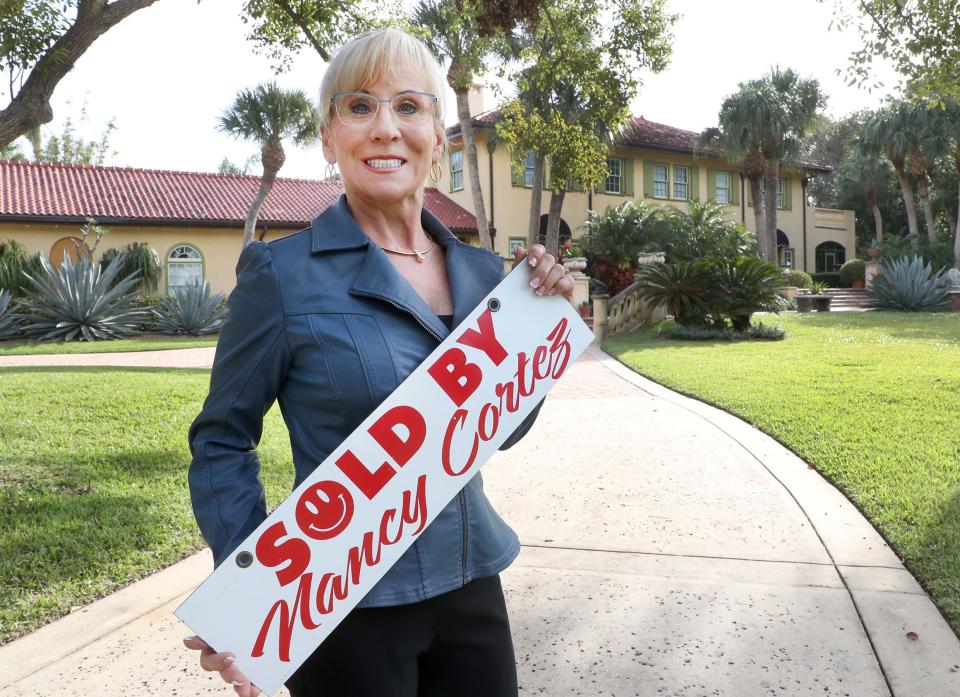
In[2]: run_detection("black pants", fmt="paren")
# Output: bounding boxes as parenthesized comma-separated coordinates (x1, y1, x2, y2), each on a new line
(285, 575, 518, 697)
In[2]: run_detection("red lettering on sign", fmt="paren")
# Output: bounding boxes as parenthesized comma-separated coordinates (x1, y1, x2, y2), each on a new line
(442, 409, 480, 476)
(335, 449, 394, 501)
(547, 318, 572, 378)
(295, 480, 354, 541)
(255, 522, 311, 587)
(368, 405, 426, 468)
(457, 308, 507, 366)
(251, 476, 429, 662)
(428, 348, 483, 406)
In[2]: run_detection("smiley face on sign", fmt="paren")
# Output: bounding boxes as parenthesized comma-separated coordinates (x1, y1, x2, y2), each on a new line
(295, 480, 354, 540)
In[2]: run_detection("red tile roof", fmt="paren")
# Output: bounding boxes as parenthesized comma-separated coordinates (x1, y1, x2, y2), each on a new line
(446, 110, 831, 173)
(0, 160, 482, 232)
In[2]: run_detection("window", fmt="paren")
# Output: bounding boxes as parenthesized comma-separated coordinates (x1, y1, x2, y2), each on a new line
(450, 150, 464, 191)
(783, 248, 795, 269)
(524, 150, 536, 187)
(715, 172, 730, 204)
(167, 244, 203, 288)
(673, 166, 689, 200)
(777, 178, 785, 209)
(605, 158, 622, 194)
(508, 237, 526, 256)
(815, 241, 846, 273)
(653, 164, 669, 198)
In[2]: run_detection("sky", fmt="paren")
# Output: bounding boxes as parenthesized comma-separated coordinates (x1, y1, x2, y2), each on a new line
(9, 0, 901, 180)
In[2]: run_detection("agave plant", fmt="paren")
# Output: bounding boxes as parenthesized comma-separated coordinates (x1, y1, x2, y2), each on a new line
(636, 261, 710, 325)
(871, 255, 949, 311)
(0, 289, 24, 339)
(152, 282, 226, 335)
(19, 251, 147, 341)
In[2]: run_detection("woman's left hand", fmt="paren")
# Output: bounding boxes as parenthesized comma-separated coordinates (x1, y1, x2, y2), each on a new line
(512, 244, 575, 302)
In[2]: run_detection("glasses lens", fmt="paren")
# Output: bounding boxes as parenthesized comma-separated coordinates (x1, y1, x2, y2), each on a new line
(335, 93, 378, 124)
(391, 93, 435, 124)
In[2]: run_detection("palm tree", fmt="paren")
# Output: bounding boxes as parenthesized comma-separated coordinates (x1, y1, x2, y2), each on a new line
(700, 69, 824, 264)
(907, 102, 953, 243)
(859, 103, 921, 241)
(413, 0, 495, 251)
(838, 152, 891, 242)
(941, 98, 960, 268)
(218, 82, 319, 248)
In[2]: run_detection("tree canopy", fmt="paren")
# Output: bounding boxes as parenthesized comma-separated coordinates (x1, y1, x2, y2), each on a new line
(0, 0, 160, 148)
(824, 0, 960, 104)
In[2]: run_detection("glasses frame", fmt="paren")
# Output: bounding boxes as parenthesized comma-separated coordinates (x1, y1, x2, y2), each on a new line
(330, 91, 439, 127)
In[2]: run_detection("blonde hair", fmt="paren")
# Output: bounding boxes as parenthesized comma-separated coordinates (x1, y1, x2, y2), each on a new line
(318, 28, 446, 133)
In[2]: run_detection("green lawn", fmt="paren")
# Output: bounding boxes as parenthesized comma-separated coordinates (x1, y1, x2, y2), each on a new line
(605, 311, 960, 635)
(0, 367, 293, 644)
(0, 334, 219, 356)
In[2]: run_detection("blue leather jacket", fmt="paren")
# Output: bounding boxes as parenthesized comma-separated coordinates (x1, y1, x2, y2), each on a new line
(188, 195, 538, 607)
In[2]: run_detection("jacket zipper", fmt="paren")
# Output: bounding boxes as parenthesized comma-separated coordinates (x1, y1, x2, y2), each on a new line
(348, 290, 443, 342)
(458, 490, 468, 581)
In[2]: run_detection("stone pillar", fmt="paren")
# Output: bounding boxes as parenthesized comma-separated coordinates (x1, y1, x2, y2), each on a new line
(635, 252, 665, 324)
(865, 260, 881, 289)
(591, 293, 609, 342)
(562, 257, 590, 311)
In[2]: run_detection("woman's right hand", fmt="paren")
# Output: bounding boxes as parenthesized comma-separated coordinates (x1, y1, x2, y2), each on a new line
(183, 635, 262, 696)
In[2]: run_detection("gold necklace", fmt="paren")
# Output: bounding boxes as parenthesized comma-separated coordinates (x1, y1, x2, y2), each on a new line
(379, 239, 435, 263)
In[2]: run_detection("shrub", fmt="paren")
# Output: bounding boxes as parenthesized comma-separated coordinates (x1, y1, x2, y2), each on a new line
(877, 235, 953, 272)
(784, 270, 812, 289)
(871, 255, 949, 311)
(581, 201, 663, 267)
(19, 252, 148, 341)
(589, 257, 637, 296)
(152, 282, 226, 335)
(0, 289, 24, 339)
(0, 240, 43, 297)
(703, 255, 785, 331)
(664, 321, 785, 341)
(635, 262, 709, 325)
(657, 199, 757, 263)
(132, 295, 163, 331)
(839, 259, 866, 285)
(811, 272, 842, 287)
(101, 242, 161, 294)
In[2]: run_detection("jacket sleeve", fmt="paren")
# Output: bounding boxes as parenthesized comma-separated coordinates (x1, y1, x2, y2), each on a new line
(188, 242, 291, 568)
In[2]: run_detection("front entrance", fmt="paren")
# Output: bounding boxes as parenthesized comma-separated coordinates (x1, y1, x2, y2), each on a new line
(815, 241, 846, 273)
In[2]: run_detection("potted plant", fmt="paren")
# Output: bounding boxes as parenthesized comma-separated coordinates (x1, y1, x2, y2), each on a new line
(866, 238, 881, 260)
(839, 258, 866, 289)
(797, 281, 832, 312)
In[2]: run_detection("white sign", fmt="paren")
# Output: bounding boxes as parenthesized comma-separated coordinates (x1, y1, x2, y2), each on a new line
(176, 263, 594, 695)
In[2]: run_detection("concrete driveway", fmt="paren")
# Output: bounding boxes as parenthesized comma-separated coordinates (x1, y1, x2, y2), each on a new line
(1, 346, 958, 696)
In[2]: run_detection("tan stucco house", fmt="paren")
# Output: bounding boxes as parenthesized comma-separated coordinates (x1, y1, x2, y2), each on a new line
(440, 109, 856, 274)
(0, 160, 484, 296)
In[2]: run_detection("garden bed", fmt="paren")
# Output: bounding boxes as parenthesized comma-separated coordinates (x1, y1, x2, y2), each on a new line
(0, 333, 219, 356)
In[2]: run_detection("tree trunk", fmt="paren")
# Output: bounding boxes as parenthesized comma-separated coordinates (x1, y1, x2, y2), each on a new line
(243, 142, 284, 248)
(454, 89, 492, 251)
(749, 176, 766, 260)
(0, 0, 160, 148)
(866, 185, 883, 241)
(526, 154, 545, 249)
(763, 158, 779, 264)
(955, 179, 960, 269)
(892, 162, 920, 241)
(544, 188, 566, 258)
(916, 174, 937, 243)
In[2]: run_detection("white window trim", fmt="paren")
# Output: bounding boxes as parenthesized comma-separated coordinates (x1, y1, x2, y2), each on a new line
(167, 244, 203, 289)
(652, 163, 669, 199)
(450, 150, 464, 191)
(605, 158, 623, 194)
(715, 171, 730, 204)
(673, 165, 689, 201)
(523, 151, 536, 188)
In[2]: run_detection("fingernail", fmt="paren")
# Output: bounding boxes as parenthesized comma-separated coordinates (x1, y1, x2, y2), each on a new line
(548, 288, 556, 296)
(224, 656, 236, 665)
(528, 256, 538, 267)
(183, 635, 195, 641)
(232, 681, 244, 687)
(536, 286, 545, 296)
(530, 277, 540, 288)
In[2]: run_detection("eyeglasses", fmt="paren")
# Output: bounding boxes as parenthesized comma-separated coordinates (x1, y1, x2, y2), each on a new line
(330, 91, 439, 126)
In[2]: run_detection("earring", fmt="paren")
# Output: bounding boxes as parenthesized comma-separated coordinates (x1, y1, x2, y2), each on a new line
(325, 162, 338, 181)
(429, 161, 442, 184)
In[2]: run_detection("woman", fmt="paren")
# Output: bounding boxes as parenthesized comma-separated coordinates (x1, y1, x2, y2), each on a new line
(184, 28, 574, 697)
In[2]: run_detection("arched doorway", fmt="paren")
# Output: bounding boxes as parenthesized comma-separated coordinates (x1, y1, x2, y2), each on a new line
(537, 214, 571, 249)
(49, 237, 88, 265)
(776, 229, 795, 269)
(815, 241, 845, 273)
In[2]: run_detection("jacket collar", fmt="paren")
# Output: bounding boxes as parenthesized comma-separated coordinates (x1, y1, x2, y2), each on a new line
(311, 195, 501, 340)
